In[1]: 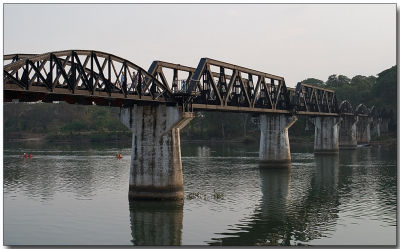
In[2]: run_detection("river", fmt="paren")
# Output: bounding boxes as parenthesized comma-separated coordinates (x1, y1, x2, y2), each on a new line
(3, 141, 397, 245)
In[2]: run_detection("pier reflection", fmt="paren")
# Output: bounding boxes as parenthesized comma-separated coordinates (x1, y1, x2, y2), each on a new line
(209, 154, 341, 246)
(129, 200, 183, 246)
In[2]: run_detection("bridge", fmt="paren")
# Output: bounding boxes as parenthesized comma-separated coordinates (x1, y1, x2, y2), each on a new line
(3, 50, 390, 200)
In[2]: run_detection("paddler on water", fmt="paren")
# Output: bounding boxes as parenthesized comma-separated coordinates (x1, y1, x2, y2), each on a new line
(23, 153, 33, 159)
(116, 153, 122, 159)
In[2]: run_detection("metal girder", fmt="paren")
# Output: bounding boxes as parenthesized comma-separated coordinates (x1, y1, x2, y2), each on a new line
(4, 50, 174, 107)
(187, 58, 291, 111)
(291, 82, 338, 114)
(3, 51, 385, 118)
(338, 100, 355, 116)
(355, 103, 370, 116)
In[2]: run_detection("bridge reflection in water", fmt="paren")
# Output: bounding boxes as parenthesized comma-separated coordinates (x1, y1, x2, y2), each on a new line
(126, 152, 346, 246)
(3, 142, 395, 245)
(129, 200, 183, 246)
(206, 154, 341, 246)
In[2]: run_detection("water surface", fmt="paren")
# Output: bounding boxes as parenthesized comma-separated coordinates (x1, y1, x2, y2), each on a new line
(3, 141, 397, 245)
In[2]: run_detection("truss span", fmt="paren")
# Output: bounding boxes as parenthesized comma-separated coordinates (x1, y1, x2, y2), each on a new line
(4, 50, 174, 106)
(4, 50, 384, 118)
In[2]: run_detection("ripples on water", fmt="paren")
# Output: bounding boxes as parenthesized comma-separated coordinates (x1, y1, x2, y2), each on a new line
(3, 142, 397, 245)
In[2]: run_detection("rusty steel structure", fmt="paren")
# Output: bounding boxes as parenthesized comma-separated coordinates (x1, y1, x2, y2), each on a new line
(4, 50, 173, 106)
(3, 49, 385, 118)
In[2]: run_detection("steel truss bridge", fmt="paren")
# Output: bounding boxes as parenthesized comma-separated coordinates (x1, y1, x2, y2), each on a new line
(3, 50, 387, 118)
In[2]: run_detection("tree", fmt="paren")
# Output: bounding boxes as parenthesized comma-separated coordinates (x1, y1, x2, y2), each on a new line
(326, 74, 350, 88)
(302, 78, 324, 87)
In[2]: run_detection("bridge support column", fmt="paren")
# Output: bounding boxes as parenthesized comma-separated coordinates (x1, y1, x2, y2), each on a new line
(314, 116, 341, 154)
(381, 118, 389, 133)
(356, 116, 371, 145)
(259, 114, 297, 168)
(371, 117, 381, 138)
(339, 116, 358, 149)
(120, 104, 194, 200)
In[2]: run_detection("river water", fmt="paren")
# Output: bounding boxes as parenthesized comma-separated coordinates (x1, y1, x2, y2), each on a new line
(3, 141, 397, 245)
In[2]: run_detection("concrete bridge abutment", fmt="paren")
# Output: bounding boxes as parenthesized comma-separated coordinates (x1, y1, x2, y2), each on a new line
(259, 114, 297, 168)
(120, 104, 194, 200)
(339, 115, 358, 149)
(313, 116, 341, 154)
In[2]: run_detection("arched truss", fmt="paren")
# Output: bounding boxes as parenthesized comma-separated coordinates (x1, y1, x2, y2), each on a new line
(148, 60, 196, 93)
(291, 82, 338, 114)
(5, 50, 380, 117)
(186, 58, 291, 112)
(4, 50, 173, 106)
(369, 106, 378, 118)
(355, 103, 370, 116)
(4, 53, 36, 65)
(338, 100, 354, 114)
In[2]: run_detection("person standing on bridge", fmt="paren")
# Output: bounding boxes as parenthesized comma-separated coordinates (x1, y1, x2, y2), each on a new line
(121, 72, 126, 90)
(181, 80, 186, 92)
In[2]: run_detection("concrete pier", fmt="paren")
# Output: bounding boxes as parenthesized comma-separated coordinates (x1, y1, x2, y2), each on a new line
(371, 117, 381, 138)
(259, 114, 297, 168)
(381, 118, 389, 134)
(120, 104, 194, 200)
(356, 116, 371, 145)
(314, 117, 341, 154)
(339, 116, 358, 149)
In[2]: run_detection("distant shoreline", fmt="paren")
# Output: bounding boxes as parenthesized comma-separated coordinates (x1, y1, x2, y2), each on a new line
(4, 132, 396, 147)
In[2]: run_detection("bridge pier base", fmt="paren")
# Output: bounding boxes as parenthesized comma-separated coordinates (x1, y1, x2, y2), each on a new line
(314, 116, 341, 154)
(371, 117, 381, 138)
(259, 114, 297, 168)
(381, 118, 389, 133)
(120, 104, 194, 200)
(339, 116, 358, 149)
(356, 116, 371, 145)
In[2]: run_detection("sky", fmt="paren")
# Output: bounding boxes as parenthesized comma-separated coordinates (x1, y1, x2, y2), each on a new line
(3, 3, 396, 87)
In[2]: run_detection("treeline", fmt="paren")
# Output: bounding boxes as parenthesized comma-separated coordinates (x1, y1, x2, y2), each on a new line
(302, 65, 396, 118)
(3, 102, 130, 142)
(3, 65, 396, 142)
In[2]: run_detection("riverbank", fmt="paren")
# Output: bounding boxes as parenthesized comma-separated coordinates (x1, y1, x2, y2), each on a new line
(4, 131, 132, 144)
(5, 131, 396, 147)
(369, 133, 397, 146)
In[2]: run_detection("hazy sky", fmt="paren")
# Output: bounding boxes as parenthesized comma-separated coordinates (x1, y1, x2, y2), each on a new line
(3, 4, 396, 87)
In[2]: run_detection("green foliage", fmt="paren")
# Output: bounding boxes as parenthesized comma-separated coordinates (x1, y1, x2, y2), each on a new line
(300, 65, 396, 131)
(302, 78, 324, 87)
(61, 120, 88, 132)
(182, 111, 258, 140)
(370, 66, 397, 113)
(4, 102, 129, 137)
(325, 74, 351, 88)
